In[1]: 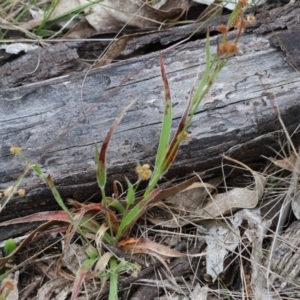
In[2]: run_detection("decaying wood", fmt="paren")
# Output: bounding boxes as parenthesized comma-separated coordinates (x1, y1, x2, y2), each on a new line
(0, 13, 230, 87)
(0, 43, 79, 89)
(0, 2, 300, 225)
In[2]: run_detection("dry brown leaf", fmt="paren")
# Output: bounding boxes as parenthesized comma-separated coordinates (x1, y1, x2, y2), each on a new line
(0, 211, 71, 226)
(147, 210, 188, 228)
(189, 283, 208, 300)
(94, 34, 135, 67)
(233, 209, 271, 299)
(133, 174, 204, 208)
(95, 223, 109, 253)
(64, 18, 97, 39)
(62, 244, 87, 276)
(147, 176, 221, 228)
(118, 237, 185, 257)
(36, 278, 71, 300)
(167, 178, 220, 211)
(93, 252, 113, 275)
(197, 184, 263, 219)
(80, 0, 187, 33)
(51, 0, 81, 29)
(268, 153, 299, 173)
(151, 219, 183, 228)
(84, 0, 190, 66)
(201, 219, 240, 282)
(195, 157, 266, 219)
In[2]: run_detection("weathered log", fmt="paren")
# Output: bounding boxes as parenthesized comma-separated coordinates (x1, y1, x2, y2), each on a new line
(0, 2, 300, 224)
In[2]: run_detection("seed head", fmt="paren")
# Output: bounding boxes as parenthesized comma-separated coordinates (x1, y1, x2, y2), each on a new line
(226, 42, 239, 54)
(3, 186, 13, 197)
(218, 41, 239, 56)
(217, 24, 228, 34)
(17, 189, 26, 196)
(135, 163, 152, 181)
(239, 0, 248, 8)
(10, 146, 21, 155)
(183, 131, 189, 140)
(246, 15, 256, 26)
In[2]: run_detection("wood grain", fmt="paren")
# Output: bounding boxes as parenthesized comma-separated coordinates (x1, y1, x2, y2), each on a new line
(1, 2, 300, 224)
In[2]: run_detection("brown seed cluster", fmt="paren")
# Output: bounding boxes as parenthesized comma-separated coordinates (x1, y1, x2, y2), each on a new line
(216, 0, 256, 57)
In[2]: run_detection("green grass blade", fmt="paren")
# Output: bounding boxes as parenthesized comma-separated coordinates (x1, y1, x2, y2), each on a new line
(45, 173, 74, 221)
(161, 93, 192, 174)
(0, 0, 13, 8)
(95, 141, 106, 191)
(190, 32, 213, 114)
(107, 199, 125, 214)
(153, 53, 172, 170)
(115, 205, 141, 241)
(97, 100, 136, 191)
(97, 159, 107, 191)
(108, 257, 118, 300)
(42, 0, 103, 28)
(4, 239, 17, 257)
(37, 170, 88, 242)
(116, 185, 163, 239)
(70, 257, 98, 300)
(125, 179, 135, 209)
(36, 0, 59, 34)
(144, 53, 172, 197)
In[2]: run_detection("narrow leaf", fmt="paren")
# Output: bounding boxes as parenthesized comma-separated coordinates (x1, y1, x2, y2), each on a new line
(0, 211, 71, 226)
(134, 175, 201, 204)
(93, 252, 113, 276)
(143, 53, 173, 198)
(97, 99, 136, 189)
(107, 198, 125, 214)
(46, 174, 74, 221)
(109, 257, 118, 300)
(116, 205, 141, 240)
(117, 186, 163, 239)
(153, 53, 172, 172)
(70, 258, 98, 300)
(118, 238, 184, 257)
(0, 211, 100, 235)
(125, 179, 135, 209)
(161, 87, 192, 173)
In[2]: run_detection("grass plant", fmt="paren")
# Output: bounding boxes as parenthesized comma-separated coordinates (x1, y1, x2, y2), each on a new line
(3, 2, 252, 297)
